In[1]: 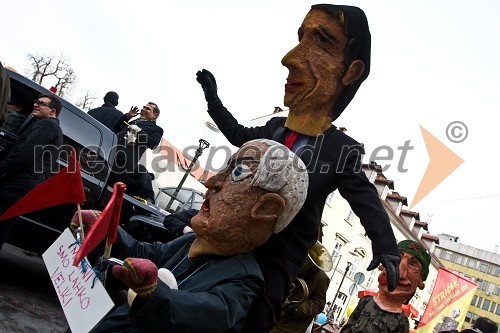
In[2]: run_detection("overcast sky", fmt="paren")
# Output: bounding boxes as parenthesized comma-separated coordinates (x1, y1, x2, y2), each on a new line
(2, 0, 499, 251)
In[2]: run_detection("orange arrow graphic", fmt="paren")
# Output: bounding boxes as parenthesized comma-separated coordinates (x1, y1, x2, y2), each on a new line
(410, 126, 464, 209)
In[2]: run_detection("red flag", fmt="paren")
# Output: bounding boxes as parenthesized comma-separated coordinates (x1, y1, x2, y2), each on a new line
(73, 182, 126, 266)
(0, 149, 86, 221)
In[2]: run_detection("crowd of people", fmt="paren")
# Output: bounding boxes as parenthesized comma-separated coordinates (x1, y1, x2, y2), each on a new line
(1, 3, 497, 333)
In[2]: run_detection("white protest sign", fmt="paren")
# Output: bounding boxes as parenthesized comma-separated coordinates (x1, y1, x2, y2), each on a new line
(43, 228, 114, 333)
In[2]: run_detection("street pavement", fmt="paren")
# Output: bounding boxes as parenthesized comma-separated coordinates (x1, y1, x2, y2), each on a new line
(0, 244, 68, 333)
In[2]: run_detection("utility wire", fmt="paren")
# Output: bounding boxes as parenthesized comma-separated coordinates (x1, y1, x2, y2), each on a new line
(425, 194, 500, 204)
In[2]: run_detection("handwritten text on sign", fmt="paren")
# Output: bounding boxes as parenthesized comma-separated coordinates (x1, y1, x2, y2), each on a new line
(43, 228, 114, 333)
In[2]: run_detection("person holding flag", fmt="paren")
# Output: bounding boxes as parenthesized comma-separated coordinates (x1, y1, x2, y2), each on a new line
(0, 93, 63, 250)
(73, 139, 309, 333)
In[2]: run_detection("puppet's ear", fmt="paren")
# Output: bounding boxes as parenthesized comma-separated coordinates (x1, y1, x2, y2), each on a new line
(342, 60, 365, 85)
(251, 193, 285, 222)
(418, 279, 425, 290)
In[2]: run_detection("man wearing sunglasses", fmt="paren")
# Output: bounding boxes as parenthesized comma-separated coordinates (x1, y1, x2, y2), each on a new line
(0, 94, 63, 250)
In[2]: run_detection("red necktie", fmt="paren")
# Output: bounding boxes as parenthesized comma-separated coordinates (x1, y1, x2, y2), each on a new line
(284, 130, 299, 150)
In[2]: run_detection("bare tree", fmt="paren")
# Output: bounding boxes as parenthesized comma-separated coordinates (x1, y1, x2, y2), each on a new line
(27, 53, 77, 97)
(75, 90, 97, 111)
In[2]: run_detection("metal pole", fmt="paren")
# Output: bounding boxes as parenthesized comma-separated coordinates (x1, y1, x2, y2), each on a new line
(165, 139, 209, 211)
(329, 254, 342, 281)
(325, 254, 341, 320)
(330, 262, 352, 322)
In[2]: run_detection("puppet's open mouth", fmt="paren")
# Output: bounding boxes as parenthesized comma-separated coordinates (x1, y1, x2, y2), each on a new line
(285, 81, 303, 90)
(201, 198, 210, 211)
(285, 78, 304, 88)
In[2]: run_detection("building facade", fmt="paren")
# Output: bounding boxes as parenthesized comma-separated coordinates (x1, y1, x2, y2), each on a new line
(434, 235, 500, 330)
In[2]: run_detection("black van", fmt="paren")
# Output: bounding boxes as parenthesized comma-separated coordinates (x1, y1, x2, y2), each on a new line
(0, 69, 172, 254)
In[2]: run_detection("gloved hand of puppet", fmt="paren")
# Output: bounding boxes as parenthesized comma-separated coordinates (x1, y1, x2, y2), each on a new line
(69, 210, 101, 235)
(367, 253, 400, 292)
(196, 69, 222, 109)
(113, 258, 178, 306)
(113, 258, 159, 300)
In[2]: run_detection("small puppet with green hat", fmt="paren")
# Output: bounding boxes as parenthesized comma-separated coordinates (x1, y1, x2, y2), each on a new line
(340, 240, 431, 333)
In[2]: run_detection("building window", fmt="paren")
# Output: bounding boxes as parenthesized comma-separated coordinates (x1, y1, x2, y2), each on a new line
(471, 314, 479, 325)
(471, 295, 477, 306)
(477, 297, 483, 308)
(495, 285, 500, 296)
(468, 258, 476, 269)
(491, 302, 496, 313)
(332, 241, 343, 268)
(455, 255, 464, 265)
(338, 292, 347, 304)
(462, 257, 468, 266)
(345, 210, 354, 224)
(496, 304, 500, 315)
(366, 269, 377, 289)
(481, 281, 489, 291)
(480, 262, 488, 273)
(326, 192, 335, 206)
(487, 283, 495, 295)
(482, 299, 491, 311)
(434, 248, 442, 257)
(348, 256, 360, 278)
(494, 265, 500, 277)
(465, 312, 473, 323)
(381, 185, 389, 200)
(444, 251, 453, 261)
(369, 171, 377, 183)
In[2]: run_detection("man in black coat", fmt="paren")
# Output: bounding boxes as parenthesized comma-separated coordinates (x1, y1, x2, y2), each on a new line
(87, 91, 123, 130)
(0, 61, 10, 129)
(110, 102, 163, 186)
(196, 4, 400, 332)
(0, 93, 63, 250)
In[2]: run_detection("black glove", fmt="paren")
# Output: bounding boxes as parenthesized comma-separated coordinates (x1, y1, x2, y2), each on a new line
(367, 253, 400, 292)
(196, 69, 222, 109)
(283, 303, 298, 316)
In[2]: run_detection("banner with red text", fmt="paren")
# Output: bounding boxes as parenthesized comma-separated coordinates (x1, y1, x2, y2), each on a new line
(417, 267, 477, 333)
(43, 229, 114, 333)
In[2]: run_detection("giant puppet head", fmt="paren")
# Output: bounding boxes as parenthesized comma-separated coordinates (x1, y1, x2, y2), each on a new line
(375, 240, 431, 312)
(189, 139, 309, 258)
(282, 4, 371, 136)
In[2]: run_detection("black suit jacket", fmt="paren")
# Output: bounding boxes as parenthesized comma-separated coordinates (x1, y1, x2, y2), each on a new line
(0, 117, 63, 204)
(88, 104, 123, 130)
(208, 105, 398, 267)
(114, 115, 163, 169)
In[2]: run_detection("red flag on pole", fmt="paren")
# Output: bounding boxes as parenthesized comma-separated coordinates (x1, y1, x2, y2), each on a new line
(73, 182, 126, 266)
(0, 149, 86, 221)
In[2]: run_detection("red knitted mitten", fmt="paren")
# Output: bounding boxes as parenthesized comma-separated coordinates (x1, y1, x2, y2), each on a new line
(70, 210, 101, 234)
(112, 258, 158, 299)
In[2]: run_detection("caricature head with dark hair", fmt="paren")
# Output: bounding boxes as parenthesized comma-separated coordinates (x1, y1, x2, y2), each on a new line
(472, 317, 498, 333)
(282, 4, 370, 136)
